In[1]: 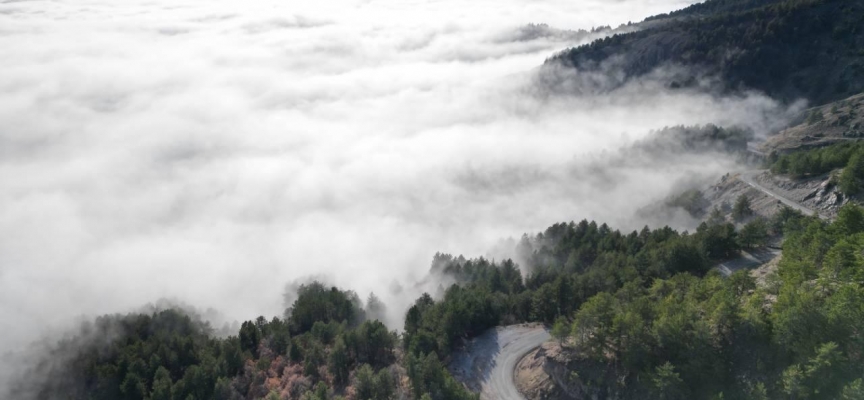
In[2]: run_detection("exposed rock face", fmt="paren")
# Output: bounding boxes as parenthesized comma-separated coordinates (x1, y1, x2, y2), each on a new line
(703, 173, 784, 222)
(515, 347, 565, 400)
(687, 170, 846, 225)
(545, 344, 619, 400)
(517, 342, 629, 400)
(814, 183, 843, 208)
(751, 172, 847, 218)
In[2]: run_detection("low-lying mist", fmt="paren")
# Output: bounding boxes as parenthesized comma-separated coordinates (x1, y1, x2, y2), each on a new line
(0, 0, 804, 390)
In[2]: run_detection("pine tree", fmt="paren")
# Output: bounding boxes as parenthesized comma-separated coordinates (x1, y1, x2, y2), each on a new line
(732, 194, 754, 221)
(840, 152, 864, 195)
(738, 218, 768, 249)
(551, 317, 569, 345)
(329, 337, 350, 385)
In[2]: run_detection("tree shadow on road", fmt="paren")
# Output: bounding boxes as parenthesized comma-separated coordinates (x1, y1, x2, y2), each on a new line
(448, 328, 501, 392)
(717, 246, 781, 275)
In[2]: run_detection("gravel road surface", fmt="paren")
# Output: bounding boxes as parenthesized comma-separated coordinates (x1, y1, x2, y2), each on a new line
(449, 325, 550, 400)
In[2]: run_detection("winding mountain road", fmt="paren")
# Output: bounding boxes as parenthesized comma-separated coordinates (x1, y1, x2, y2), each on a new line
(738, 170, 822, 218)
(449, 172, 819, 399)
(450, 325, 550, 400)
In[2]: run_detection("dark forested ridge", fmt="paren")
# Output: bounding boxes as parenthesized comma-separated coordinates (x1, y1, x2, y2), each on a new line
(548, 0, 864, 105)
(645, 0, 787, 21)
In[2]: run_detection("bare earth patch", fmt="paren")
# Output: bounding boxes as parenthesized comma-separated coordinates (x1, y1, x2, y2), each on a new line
(514, 346, 561, 400)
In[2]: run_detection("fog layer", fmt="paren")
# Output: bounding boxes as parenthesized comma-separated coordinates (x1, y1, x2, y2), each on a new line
(0, 0, 797, 364)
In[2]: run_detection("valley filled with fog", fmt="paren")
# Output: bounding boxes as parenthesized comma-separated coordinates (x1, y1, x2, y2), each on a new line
(0, 0, 802, 366)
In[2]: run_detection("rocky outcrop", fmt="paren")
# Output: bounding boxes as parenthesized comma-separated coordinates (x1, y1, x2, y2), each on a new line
(752, 172, 847, 218)
(515, 347, 565, 400)
(524, 342, 630, 400)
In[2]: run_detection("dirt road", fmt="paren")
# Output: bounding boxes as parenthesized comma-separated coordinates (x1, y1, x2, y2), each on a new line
(739, 170, 823, 218)
(449, 325, 550, 400)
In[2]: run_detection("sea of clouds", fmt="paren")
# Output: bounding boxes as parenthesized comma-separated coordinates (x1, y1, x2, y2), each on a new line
(0, 0, 805, 380)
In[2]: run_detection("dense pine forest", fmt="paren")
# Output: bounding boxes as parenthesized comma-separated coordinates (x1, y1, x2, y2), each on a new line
(555, 206, 864, 399)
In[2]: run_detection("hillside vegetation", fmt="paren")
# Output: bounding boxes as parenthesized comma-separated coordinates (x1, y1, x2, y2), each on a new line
(553, 205, 864, 399)
(16, 199, 864, 400)
(15, 200, 797, 400)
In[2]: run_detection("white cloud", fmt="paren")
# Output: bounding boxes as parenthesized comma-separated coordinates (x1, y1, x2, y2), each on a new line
(0, 0, 804, 389)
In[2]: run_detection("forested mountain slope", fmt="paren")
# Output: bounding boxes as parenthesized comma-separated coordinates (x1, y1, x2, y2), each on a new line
(14, 199, 864, 400)
(547, 0, 864, 105)
(552, 205, 864, 399)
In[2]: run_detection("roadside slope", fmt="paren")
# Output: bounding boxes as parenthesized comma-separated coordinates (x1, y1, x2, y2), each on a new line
(739, 170, 820, 217)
